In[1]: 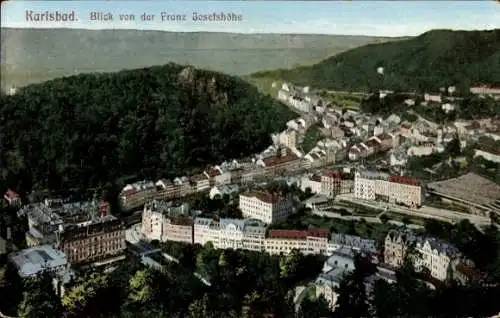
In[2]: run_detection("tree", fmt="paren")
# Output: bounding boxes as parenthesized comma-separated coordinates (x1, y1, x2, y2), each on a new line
(18, 272, 62, 318)
(61, 272, 111, 317)
(298, 295, 332, 318)
(445, 135, 461, 158)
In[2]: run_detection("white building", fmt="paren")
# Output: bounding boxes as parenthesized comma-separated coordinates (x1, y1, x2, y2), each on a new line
(141, 200, 190, 241)
(300, 175, 322, 194)
(193, 217, 266, 251)
(354, 171, 422, 207)
(239, 192, 294, 224)
(279, 129, 298, 149)
(264, 228, 329, 255)
(414, 238, 461, 281)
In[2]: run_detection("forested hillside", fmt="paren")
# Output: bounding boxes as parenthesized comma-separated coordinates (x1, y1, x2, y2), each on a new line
(0, 64, 295, 194)
(250, 29, 500, 92)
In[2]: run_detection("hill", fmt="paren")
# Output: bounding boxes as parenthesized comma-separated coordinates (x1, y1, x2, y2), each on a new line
(0, 28, 398, 89)
(249, 29, 500, 92)
(0, 64, 296, 194)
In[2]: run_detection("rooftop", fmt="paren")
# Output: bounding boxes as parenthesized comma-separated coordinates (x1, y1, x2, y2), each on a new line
(9, 245, 67, 277)
(427, 172, 500, 206)
(261, 150, 300, 167)
(205, 167, 222, 178)
(388, 175, 420, 186)
(242, 191, 285, 204)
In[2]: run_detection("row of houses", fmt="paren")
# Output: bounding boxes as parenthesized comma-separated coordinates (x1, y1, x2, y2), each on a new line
(348, 133, 396, 161)
(119, 147, 303, 210)
(141, 200, 378, 256)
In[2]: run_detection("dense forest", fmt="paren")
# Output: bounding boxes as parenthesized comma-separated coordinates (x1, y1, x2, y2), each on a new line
(0, 63, 296, 196)
(250, 29, 500, 92)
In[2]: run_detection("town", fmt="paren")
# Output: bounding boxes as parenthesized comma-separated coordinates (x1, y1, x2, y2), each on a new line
(1, 79, 499, 316)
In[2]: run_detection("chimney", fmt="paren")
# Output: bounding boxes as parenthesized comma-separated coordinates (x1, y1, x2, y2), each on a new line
(6, 227, 11, 240)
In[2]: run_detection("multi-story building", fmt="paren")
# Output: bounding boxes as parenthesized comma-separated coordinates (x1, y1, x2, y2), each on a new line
(328, 233, 377, 254)
(141, 200, 191, 242)
(264, 228, 328, 255)
(20, 199, 111, 247)
(119, 180, 157, 210)
(59, 215, 126, 265)
(321, 170, 354, 198)
(279, 129, 298, 149)
(163, 217, 194, 244)
(300, 174, 322, 194)
(239, 191, 294, 224)
(257, 147, 302, 174)
(354, 171, 422, 207)
(384, 229, 421, 267)
(193, 217, 266, 250)
(384, 230, 468, 281)
(193, 217, 220, 247)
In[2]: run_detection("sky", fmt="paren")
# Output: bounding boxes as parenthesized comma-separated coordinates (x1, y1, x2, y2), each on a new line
(1, 1, 500, 37)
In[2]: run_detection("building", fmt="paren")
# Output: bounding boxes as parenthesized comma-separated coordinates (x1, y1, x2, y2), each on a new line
(239, 191, 294, 224)
(384, 230, 421, 268)
(9, 245, 69, 278)
(474, 146, 500, 164)
(119, 180, 157, 210)
(354, 171, 422, 208)
(257, 147, 302, 173)
(59, 216, 126, 265)
(384, 230, 468, 281)
(4, 189, 21, 206)
(163, 217, 194, 244)
(315, 247, 356, 310)
(193, 217, 220, 247)
(328, 233, 377, 254)
(300, 174, 322, 194)
(470, 85, 500, 96)
(279, 129, 298, 149)
(190, 174, 210, 192)
(209, 184, 240, 200)
(193, 217, 266, 251)
(141, 200, 191, 242)
(414, 238, 462, 281)
(264, 228, 328, 255)
(321, 170, 354, 198)
(20, 199, 111, 247)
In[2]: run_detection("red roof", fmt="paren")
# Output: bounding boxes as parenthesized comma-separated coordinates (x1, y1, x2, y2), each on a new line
(262, 152, 300, 167)
(389, 175, 420, 186)
(204, 167, 221, 178)
(307, 228, 329, 238)
(5, 189, 19, 199)
(245, 191, 284, 204)
(99, 200, 109, 207)
(323, 169, 341, 179)
(268, 229, 308, 240)
(121, 189, 137, 197)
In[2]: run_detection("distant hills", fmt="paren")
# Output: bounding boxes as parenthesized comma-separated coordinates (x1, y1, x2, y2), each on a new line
(250, 29, 500, 92)
(0, 28, 398, 89)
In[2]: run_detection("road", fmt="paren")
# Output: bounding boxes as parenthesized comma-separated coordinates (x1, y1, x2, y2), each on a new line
(336, 194, 492, 228)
